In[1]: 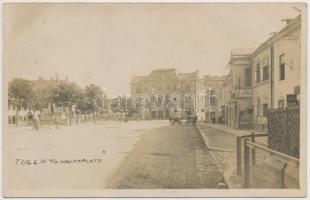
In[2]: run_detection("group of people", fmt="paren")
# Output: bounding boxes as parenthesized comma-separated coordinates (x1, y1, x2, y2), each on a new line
(211, 116, 223, 124)
(169, 116, 197, 126)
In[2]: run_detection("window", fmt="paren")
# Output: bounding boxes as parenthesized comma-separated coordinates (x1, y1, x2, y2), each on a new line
(263, 66, 269, 81)
(256, 62, 261, 83)
(210, 97, 216, 105)
(262, 104, 268, 117)
(185, 84, 191, 90)
(262, 58, 269, 81)
(278, 100, 285, 109)
(280, 54, 285, 80)
(210, 89, 216, 105)
(136, 87, 141, 93)
(256, 98, 261, 116)
(245, 68, 251, 86)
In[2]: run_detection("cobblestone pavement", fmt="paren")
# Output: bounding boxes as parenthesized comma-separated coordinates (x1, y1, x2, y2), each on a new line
(107, 125, 223, 189)
(5, 121, 223, 191)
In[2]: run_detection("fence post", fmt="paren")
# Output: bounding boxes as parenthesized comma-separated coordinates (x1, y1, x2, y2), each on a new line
(244, 138, 250, 187)
(251, 132, 256, 165)
(236, 136, 242, 175)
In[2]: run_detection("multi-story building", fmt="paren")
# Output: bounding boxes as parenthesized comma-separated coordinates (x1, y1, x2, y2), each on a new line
(222, 15, 301, 130)
(250, 15, 301, 130)
(223, 49, 254, 129)
(203, 75, 225, 123)
(130, 68, 206, 120)
(272, 15, 301, 109)
(251, 41, 272, 130)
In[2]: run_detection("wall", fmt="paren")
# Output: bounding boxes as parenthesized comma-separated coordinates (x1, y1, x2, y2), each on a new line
(252, 46, 272, 130)
(273, 28, 301, 108)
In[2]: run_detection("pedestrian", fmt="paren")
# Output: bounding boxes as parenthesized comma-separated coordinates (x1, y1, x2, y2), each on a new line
(193, 116, 197, 125)
(212, 117, 216, 124)
(33, 110, 40, 130)
(27, 110, 33, 126)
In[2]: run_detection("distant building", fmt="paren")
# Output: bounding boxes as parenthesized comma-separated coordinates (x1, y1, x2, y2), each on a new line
(203, 75, 225, 123)
(130, 68, 206, 120)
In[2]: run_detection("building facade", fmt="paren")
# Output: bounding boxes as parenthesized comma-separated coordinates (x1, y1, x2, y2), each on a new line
(272, 16, 301, 109)
(223, 15, 301, 130)
(130, 68, 206, 120)
(223, 49, 254, 129)
(250, 15, 301, 130)
(251, 42, 272, 131)
(203, 75, 225, 123)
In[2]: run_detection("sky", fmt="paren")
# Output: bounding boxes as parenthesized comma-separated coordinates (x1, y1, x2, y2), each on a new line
(4, 3, 304, 97)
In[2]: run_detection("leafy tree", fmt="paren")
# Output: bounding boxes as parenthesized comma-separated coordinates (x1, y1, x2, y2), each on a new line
(77, 84, 104, 124)
(52, 82, 82, 125)
(8, 78, 34, 125)
(31, 85, 55, 113)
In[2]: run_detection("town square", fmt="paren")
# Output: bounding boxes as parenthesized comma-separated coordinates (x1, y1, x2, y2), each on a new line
(3, 2, 306, 197)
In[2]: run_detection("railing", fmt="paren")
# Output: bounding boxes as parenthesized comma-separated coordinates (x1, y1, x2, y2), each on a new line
(236, 132, 268, 176)
(236, 132, 300, 187)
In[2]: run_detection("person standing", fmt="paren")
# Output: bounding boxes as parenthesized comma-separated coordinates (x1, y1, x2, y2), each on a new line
(33, 110, 41, 130)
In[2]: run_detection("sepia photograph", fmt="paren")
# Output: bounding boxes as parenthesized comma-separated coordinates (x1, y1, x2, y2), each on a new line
(2, 2, 307, 197)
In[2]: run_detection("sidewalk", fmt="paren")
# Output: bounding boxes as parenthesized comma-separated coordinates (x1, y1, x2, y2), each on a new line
(197, 122, 268, 150)
(195, 122, 271, 188)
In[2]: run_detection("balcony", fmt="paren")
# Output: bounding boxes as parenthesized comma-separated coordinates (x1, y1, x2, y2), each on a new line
(231, 88, 252, 99)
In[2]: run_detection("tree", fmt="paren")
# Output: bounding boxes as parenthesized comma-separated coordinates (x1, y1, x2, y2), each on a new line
(8, 78, 34, 125)
(52, 82, 82, 126)
(31, 85, 55, 113)
(77, 84, 104, 124)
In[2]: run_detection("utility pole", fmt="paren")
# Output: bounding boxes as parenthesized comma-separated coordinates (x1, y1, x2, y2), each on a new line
(209, 88, 211, 122)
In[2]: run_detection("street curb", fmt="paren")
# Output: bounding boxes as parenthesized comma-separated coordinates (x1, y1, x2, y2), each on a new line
(195, 124, 237, 189)
(222, 167, 243, 189)
(195, 124, 235, 152)
(195, 124, 210, 148)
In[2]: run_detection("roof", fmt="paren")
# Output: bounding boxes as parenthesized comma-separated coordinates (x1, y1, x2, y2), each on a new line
(150, 68, 176, 74)
(130, 75, 148, 83)
(131, 69, 199, 84)
(251, 14, 301, 57)
(229, 48, 255, 64)
(231, 48, 256, 56)
(178, 72, 197, 80)
(203, 75, 226, 82)
(149, 68, 178, 80)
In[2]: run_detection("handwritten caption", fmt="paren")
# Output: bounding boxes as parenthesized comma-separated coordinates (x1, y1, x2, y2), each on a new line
(15, 158, 102, 166)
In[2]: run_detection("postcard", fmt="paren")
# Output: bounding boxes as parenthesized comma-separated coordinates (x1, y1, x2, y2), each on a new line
(3, 2, 307, 197)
